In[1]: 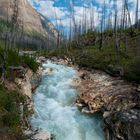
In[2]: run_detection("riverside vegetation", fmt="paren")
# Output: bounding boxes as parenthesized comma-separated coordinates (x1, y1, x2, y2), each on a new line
(43, 29, 140, 83)
(0, 31, 38, 140)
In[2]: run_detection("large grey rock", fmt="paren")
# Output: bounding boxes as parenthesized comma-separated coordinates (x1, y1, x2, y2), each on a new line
(33, 130, 51, 140)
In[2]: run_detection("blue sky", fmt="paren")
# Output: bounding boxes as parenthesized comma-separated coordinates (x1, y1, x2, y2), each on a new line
(28, 0, 139, 33)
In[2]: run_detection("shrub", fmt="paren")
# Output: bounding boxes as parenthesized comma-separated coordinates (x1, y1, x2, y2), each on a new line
(124, 57, 140, 83)
(0, 86, 27, 139)
(22, 55, 38, 72)
(0, 45, 38, 74)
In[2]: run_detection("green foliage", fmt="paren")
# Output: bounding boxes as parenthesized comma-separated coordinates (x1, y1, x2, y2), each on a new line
(44, 39, 140, 83)
(0, 20, 13, 32)
(85, 31, 97, 39)
(22, 55, 38, 72)
(104, 29, 114, 37)
(0, 46, 38, 74)
(0, 86, 27, 139)
(6, 49, 22, 67)
(124, 56, 140, 82)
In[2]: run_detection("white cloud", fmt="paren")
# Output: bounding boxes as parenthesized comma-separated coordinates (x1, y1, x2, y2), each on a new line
(28, 0, 67, 19)
(27, 0, 139, 31)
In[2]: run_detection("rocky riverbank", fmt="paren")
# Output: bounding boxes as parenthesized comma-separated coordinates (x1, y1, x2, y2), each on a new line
(13, 56, 139, 140)
(42, 56, 140, 140)
(3, 64, 52, 140)
(21, 67, 52, 140)
(75, 68, 140, 140)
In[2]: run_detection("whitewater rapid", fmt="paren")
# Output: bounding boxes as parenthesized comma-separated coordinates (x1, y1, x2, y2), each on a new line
(30, 61, 104, 140)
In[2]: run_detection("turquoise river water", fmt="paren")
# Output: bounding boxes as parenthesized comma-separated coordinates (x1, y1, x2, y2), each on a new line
(30, 61, 104, 140)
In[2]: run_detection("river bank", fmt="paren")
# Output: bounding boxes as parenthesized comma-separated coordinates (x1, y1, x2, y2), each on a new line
(39, 56, 140, 140)
(4, 56, 139, 140)
(76, 68, 140, 140)
(2, 64, 52, 140)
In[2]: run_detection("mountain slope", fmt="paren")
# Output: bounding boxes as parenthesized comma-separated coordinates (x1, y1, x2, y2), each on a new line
(0, 0, 58, 46)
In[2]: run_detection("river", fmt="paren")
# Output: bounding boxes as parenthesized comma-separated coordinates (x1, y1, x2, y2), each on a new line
(30, 61, 104, 140)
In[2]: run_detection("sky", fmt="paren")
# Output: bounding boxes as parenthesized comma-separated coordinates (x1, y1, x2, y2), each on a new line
(28, 0, 139, 34)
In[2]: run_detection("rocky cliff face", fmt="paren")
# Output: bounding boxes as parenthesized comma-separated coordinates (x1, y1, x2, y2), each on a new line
(0, 0, 58, 42)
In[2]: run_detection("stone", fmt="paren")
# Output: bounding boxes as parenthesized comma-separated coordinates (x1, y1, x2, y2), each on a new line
(15, 78, 22, 86)
(9, 66, 26, 80)
(37, 57, 47, 63)
(33, 130, 51, 140)
(137, 85, 140, 92)
(51, 57, 58, 62)
(42, 67, 57, 75)
(81, 107, 91, 114)
(103, 111, 112, 118)
(31, 76, 41, 92)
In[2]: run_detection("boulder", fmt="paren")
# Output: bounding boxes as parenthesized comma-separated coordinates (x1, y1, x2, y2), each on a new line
(42, 67, 57, 75)
(9, 66, 27, 81)
(137, 85, 140, 92)
(104, 109, 140, 140)
(33, 130, 51, 140)
(37, 57, 47, 64)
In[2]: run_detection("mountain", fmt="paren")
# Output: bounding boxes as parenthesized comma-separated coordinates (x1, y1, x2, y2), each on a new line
(40, 14, 59, 43)
(0, 0, 58, 47)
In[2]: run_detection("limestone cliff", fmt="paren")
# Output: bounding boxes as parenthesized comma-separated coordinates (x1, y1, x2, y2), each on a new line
(0, 0, 58, 43)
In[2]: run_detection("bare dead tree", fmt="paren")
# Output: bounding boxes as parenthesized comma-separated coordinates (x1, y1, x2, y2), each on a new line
(125, 0, 132, 28)
(99, 0, 105, 50)
(135, 0, 139, 28)
(114, 0, 120, 57)
(0, 2, 11, 84)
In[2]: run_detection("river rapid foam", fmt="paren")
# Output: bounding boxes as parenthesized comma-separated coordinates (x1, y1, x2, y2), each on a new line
(30, 61, 104, 140)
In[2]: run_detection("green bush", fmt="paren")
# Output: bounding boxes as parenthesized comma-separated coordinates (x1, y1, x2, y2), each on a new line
(0, 86, 27, 139)
(44, 43, 140, 83)
(124, 57, 140, 82)
(0, 20, 13, 32)
(0, 46, 38, 74)
(7, 49, 22, 66)
(22, 55, 38, 72)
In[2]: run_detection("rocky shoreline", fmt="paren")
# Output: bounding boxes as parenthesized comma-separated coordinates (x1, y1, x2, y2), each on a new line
(21, 66, 52, 140)
(42, 56, 140, 140)
(4, 63, 52, 140)
(74, 66, 140, 140)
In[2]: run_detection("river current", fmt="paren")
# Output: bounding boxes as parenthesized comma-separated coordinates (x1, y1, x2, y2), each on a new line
(30, 61, 104, 140)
